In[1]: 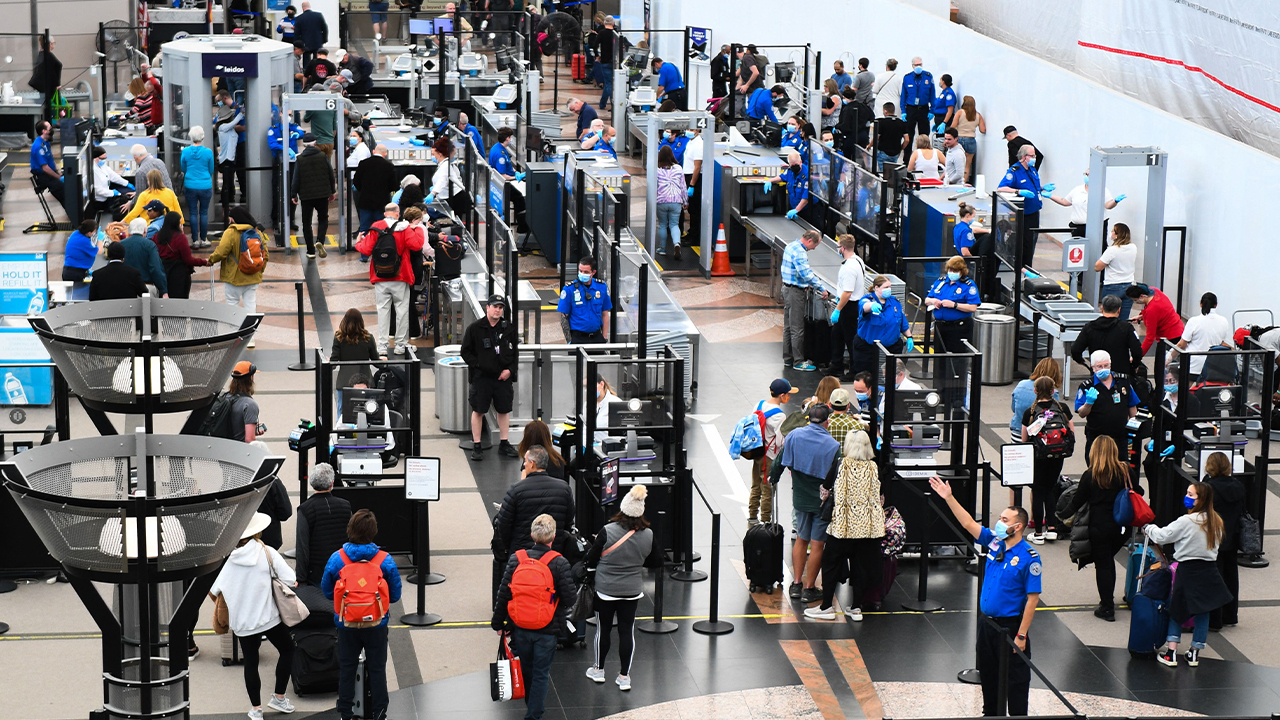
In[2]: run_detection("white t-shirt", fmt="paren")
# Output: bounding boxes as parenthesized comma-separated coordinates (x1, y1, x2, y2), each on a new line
(1065, 184, 1115, 225)
(944, 145, 966, 184)
(1180, 311, 1233, 374)
(1258, 328, 1280, 354)
(682, 135, 705, 175)
(836, 254, 867, 301)
(1098, 243, 1137, 285)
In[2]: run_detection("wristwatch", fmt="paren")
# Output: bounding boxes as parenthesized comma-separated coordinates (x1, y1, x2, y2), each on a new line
(1016, 633, 1027, 640)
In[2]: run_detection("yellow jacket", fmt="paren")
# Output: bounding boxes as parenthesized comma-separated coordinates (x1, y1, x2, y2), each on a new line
(123, 187, 184, 225)
(208, 224, 269, 286)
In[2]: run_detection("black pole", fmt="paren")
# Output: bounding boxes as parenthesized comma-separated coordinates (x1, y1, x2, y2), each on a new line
(637, 510, 678, 633)
(997, 620, 1010, 716)
(958, 462, 990, 685)
(288, 281, 314, 370)
(406, 497, 446, 586)
(401, 500, 442, 626)
(901, 486, 944, 612)
(692, 511, 733, 635)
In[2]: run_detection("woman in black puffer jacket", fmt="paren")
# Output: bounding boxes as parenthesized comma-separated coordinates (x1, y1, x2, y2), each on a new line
(1063, 435, 1135, 622)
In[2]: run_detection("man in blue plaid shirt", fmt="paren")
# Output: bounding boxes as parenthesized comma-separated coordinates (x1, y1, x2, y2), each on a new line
(781, 229, 829, 371)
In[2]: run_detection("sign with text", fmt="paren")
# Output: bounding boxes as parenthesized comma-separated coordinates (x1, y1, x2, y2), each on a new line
(0, 253, 48, 317)
(687, 27, 711, 65)
(202, 53, 260, 78)
(0, 328, 53, 406)
(1000, 443, 1035, 487)
(405, 456, 441, 500)
(1062, 238, 1087, 272)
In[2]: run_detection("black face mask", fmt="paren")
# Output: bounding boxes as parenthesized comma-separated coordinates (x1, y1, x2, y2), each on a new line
(790, 163, 801, 171)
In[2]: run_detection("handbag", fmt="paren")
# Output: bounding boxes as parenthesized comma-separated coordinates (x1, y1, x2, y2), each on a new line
(1129, 488, 1156, 527)
(1113, 480, 1136, 526)
(264, 542, 310, 627)
(570, 530, 635, 623)
(820, 486, 835, 522)
(490, 631, 525, 702)
(1239, 512, 1263, 555)
(443, 159, 475, 217)
(212, 593, 229, 636)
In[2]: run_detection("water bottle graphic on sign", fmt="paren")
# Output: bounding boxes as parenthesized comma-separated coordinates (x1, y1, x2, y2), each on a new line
(27, 291, 45, 316)
(4, 372, 28, 405)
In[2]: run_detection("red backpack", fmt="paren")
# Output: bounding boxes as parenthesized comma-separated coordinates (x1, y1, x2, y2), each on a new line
(333, 549, 391, 628)
(506, 549, 561, 629)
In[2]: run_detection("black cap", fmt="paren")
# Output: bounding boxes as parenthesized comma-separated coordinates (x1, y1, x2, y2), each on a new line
(485, 294, 507, 307)
(1002, 125, 1017, 136)
(301, 132, 316, 143)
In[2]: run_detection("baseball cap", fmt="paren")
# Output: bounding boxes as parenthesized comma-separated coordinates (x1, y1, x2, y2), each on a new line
(232, 360, 257, 377)
(144, 199, 167, 213)
(829, 388, 851, 408)
(769, 378, 798, 396)
(485, 294, 507, 307)
(1002, 125, 1017, 136)
(339, 69, 354, 81)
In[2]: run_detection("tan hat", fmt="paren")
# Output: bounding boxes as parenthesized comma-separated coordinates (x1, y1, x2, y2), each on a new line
(240, 512, 272, 540)
(829, 388, 851, 409)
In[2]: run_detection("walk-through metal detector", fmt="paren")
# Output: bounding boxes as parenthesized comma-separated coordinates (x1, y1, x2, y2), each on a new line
(1083, 146, 1167, 306)
(280, 94, 347, 256)
(644, 111, 715, 275)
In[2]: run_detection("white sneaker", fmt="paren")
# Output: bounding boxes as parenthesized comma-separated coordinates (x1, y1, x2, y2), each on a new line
(1029, 532, 1045, 545)
(267, 695, 295, 713)
(803, 605, 836, 621)
(848, 607, 864, 622)
(1044, 530, 1059, 541)
(393, 345, 407, 355)
(248, 710, 264, 720)
(585, 666, 606, 684)
(616, 674, 631, 691)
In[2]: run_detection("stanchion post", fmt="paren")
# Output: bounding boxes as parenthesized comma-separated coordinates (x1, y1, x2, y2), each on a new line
(670, 471, 707, 582)
(637, 510, 678, 634)
(288, 281, 315, 371)
(692, 511, 733, 635)
(997, 622, 1010, 716)
(406, 498, 445, 586)
(958, 463, 991, 685)
(401, 500, 442, 626)
(901, 486, 944, 612)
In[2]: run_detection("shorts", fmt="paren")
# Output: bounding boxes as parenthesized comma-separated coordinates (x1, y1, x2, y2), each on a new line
(368, 1, 388, 23)
(957, 136, 977, 155)
(795, 509, 829, 542)
(469, 374, 514, 414)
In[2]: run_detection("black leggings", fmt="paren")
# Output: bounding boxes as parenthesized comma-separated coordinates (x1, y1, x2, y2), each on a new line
(236, 623, 294, 707)
(1031, 457, 1064, 531)
(1088, 526, 1126, 609)
(592, 596, 638, 675)
(821, 537, 883, 610)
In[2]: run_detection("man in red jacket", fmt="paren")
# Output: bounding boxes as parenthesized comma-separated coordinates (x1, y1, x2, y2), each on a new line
(1126, 284, 1184, 356)
(355, 204, 424, 355)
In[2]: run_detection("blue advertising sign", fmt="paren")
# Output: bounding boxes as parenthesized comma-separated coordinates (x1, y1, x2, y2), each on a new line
(0, 253, 48, 316)
(489, 175, 505, 215)
(202, 53, 260, 78)
(0, 328, 53, 406)
(687, 27, 711, 65)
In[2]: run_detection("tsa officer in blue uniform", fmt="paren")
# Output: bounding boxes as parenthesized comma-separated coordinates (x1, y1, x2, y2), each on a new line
(488, 127, 524, 181)
(851, 274, 912, 376)
(651, 56, 687, 110)
(557, 255, 613, 344)
(30, 120, 64, 203)
(953, 201, 993, 299)
(765, 149, 809, 220)
(780, 116, 806, 156)
(996, 144, 1054, 269)
(926, 256, 981, 407)
(458, 112, 485, 155)
(658, 126, 689, 166)
(931, 74, 957, 132)
(745, 85, 781, 124)
(930, 476, 1041, 717)
(899, 57, 935, 147)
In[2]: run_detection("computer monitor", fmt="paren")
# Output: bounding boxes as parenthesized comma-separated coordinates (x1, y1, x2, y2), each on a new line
(1192, 384, 1243, 417)
(435, 17, 454, 34)
(622, 47, 650, 70)
(892, 388, 942, 422)
(608, 398, 657, 430)
(408, 18, 435, 35)
(341, 387, 389, 425)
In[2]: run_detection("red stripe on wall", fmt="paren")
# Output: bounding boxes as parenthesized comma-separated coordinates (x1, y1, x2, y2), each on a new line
(1077, 40, 1280, 114)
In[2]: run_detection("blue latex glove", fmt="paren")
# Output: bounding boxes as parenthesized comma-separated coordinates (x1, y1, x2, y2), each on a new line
(1115, 193, 1127, 202)
(829, 309, 840, 324)
(785, 209, 798, 219)
(1018, 189, 1034, 199)
(876, 436, 882, 450)
(905, 337, 915, 353)
(900, 112, 907, 121)
(287, 149, 296, 161)
(126, 182, 135, 191)
(410, 138, 425, 146)
(868, 301, 883, 314)
(1161, 444, 1176, 458)
(1043, 183, 1057, 192)
(935, 123, 945, 134)
(836, 181, 845, 195)
(928, 113, 935, 125)
(112, 189, 120, 197)
(1145, 439, 1154, 453)
(687, 186, 695, 197)
(762, 182, 771, 194)
(514, 171, 526, 181)
(1083, 387, 1099, 404)
(1040, 189, 1053, 198)
(424, 194, 435, 204)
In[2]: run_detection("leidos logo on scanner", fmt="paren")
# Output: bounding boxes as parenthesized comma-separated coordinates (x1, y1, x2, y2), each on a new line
(216, 64, 247, 74)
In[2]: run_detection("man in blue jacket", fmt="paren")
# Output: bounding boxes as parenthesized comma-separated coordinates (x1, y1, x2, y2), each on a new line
(120, 216, 169, 297)
(899, 56, 935, 147)
(651, 56, 686, 110)
(746, 85, 781, 124)
(322, 509, 402, 720)
(292, 1, 328, 65)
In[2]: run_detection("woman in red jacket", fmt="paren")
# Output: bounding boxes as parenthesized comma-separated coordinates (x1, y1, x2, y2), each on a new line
(1127, 284, 1184, 356)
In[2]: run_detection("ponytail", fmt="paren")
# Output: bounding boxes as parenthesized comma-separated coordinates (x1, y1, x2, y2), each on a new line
(1199, 292, 1217, 316)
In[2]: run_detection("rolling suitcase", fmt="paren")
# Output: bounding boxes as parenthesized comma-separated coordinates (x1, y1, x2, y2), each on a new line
(1127, 536, 1168, 658)
(743, 484, 784, 593)
(291, 627, 340, 695)
(1123, 539, 1158, 606)
(571, 53, 586, 81)
(220, 634, 242, 666)
(351, 650, 377, 718)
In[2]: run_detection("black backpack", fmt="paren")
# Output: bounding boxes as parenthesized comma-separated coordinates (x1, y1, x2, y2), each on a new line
(197, 393, 238, 439)
(370, 224, 401, 279)
(1029, 401, 1074, 459)
(372, 364, 408, 411)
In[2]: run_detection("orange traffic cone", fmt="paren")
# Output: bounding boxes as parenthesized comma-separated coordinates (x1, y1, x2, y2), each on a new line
(710, 224, 735, 277)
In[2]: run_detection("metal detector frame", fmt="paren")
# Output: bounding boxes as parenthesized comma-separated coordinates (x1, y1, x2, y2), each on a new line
(643, 111, 715, 274)
(280, 94, 347, 256)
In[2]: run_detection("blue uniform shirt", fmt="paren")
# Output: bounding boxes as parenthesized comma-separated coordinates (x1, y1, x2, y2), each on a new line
(462, 123, 485, 155)
(596, 139, 618, 160)
(488, 142, 514, 176)
(931, 86, 957, 118)
(856, 292, 909, 346)
(927, 277, 980, 321)
(557, 278, 614, 333)
(746, 87, 778, 122)
(900, 70, 936, 109)
(30, 135, 55, 175)
(953, 220, 977, 255)
(656, 62, 684, 94)
(783, 163, 808, 209)
(268, 122, 304, 158)
(977, 527, 1042, 617)
(659, 134, 689, 165)
(780, 128, 807, 157)
(998, 163, 1043, 214)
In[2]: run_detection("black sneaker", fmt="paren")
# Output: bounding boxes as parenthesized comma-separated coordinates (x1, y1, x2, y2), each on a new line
(788, 582, 802, 599)
(498, 440, 519, 458)
(1185, 648, 1200, 667)
(470, 445, 484, 461)
(1156, 647, 1178, 667)
(1094, 605, 1115, 622)
(800, 587, 822, 604)
(188, 646, 200, 660)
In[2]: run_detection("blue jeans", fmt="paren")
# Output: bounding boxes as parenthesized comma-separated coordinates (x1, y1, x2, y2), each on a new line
(1100, 282, 1134, 321)
(599, 63, 613, 108)
(358, 207, 380, 234)
(1168, 612, 1209, 649)
(337, 624, 389, 719)
(510, 628, 557, 720)
(876, 150, 900, 171)
(368, 1, 388, 23)
(184, 187, 212, 244)
(656, 202, 682, 255)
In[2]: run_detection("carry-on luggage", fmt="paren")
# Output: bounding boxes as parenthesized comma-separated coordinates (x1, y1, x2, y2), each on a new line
(1123, 539, 1158, 606)
(1127, 535, 1168, 658)
(743, 484, 785, 593)
(862, 554, 898, 609)
(220, 634, 241, 666)
(351, 650, 377, 718)
(571, 53, 587, 81)
(291, 627, 341, 695)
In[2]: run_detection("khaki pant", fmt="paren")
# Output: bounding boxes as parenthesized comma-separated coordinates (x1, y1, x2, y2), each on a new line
(749, 455, 774, 522)
(318, 143, 334, 160)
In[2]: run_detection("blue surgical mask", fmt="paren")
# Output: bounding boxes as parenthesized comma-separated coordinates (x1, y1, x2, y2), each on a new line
(96, 159, 106, 167)
(577, 272, 592, 284)
(1095, 368, 1111, 380)
(787, 125, 797, 134)
(1083, 174, 1089, 186)
(1184, 495, 1196, 510)
(855, 391, 869, 402)
(913, 66, 923, 75)
(875, 286, 889, 299)
(946, 271, 960, 282)
(1027, 157, 1036, 168)
(1164, 383, 1178, 395)
(993, 520, 1010, 539)
(685, 130, 695, 139)
(348, 136, 358, 146)
(435, 117, 444, 126)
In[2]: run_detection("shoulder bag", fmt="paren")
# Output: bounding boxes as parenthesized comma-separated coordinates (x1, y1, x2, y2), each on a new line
(443, 159, 475, 218)
(263, 542, 310, 627)
(569, 529, 636, 623)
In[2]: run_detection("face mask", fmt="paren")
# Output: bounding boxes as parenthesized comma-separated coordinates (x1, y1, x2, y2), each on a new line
(1164, 383, 1178, 394)
(577, 272, 592, 284)
(1083, 174, 1089, 186)
(685, 130, 695, 139)
(1027, 157, 1036, 168)
(875, 286, 889, 299)
(348, 137, 358, 146)
(96, 159, 106, 167)
(855, 391, 869, 402)
(1184, 495, 1196, 510)
(913, 66, 923, 75)
(946, 271, 960, 282)
(435, 118, 444, 126)
(787, 126, 797, 134)
(505, 138, 515, 148)
(790, 163, 801, 171)
(993, 520, 1010, 539)
(1095, 368, 1111, 380)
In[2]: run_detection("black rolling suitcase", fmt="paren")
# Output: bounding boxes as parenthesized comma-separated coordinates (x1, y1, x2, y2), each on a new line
(743, 484, 785, 593)
(291, 627, 340, 696)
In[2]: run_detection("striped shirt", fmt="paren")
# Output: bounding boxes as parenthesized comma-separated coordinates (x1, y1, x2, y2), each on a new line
(781, 240, 820, 288)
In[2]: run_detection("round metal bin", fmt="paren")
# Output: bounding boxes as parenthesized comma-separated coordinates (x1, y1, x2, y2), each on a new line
(975, 314, 1017, 385)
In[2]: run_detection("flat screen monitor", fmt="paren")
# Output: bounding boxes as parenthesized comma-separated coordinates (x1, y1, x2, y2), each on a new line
(408, 18, 434, 35)
(341, 387, 388, 425)
(893, 388, 942, 422)
(1192, 384, 1243, 417)
(434, 17, 454, 34)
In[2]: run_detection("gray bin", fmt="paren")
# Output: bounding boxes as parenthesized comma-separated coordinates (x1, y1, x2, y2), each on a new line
(975, 303, 1008, 318)
(975, 314, 1017, 386)
(433, 344, 461, 418)
(436, 356, 471, 433)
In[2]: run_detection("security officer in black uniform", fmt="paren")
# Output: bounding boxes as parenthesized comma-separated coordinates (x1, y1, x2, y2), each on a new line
(930, 476, 1041, 717)
(925, 255, 980, 407)
(1074, 348, 1140, 463)
(557, 255, 614, 344)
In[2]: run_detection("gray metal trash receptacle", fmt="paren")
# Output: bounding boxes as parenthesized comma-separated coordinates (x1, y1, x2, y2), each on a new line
(436, 356, 471, 432)
(433, 344, 461, 418)
(975, 303, 1008, 318)
(975, 314, 1017, 385)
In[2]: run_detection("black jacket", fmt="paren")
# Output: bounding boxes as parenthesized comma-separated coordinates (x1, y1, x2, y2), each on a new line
(1205, 474, 1246, 550)
(492, 472, 574, 560)
(331, 334, 381, 388)
(295, 492, 352, 585)
(398, 184, 425, 211)
(89, 261, 147, 300)
(1071, 315, 1143, 376)
(461, 316, 518, 381)
(343, 55, 375, 94)
(1065, 469, 1130, 534)
(256, 477, 294, 549)
(292, 145, 335, 200)
(353, 155, 399, 211)
(1006, 135, 1045, 171)
(492, 542, 577, 634)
